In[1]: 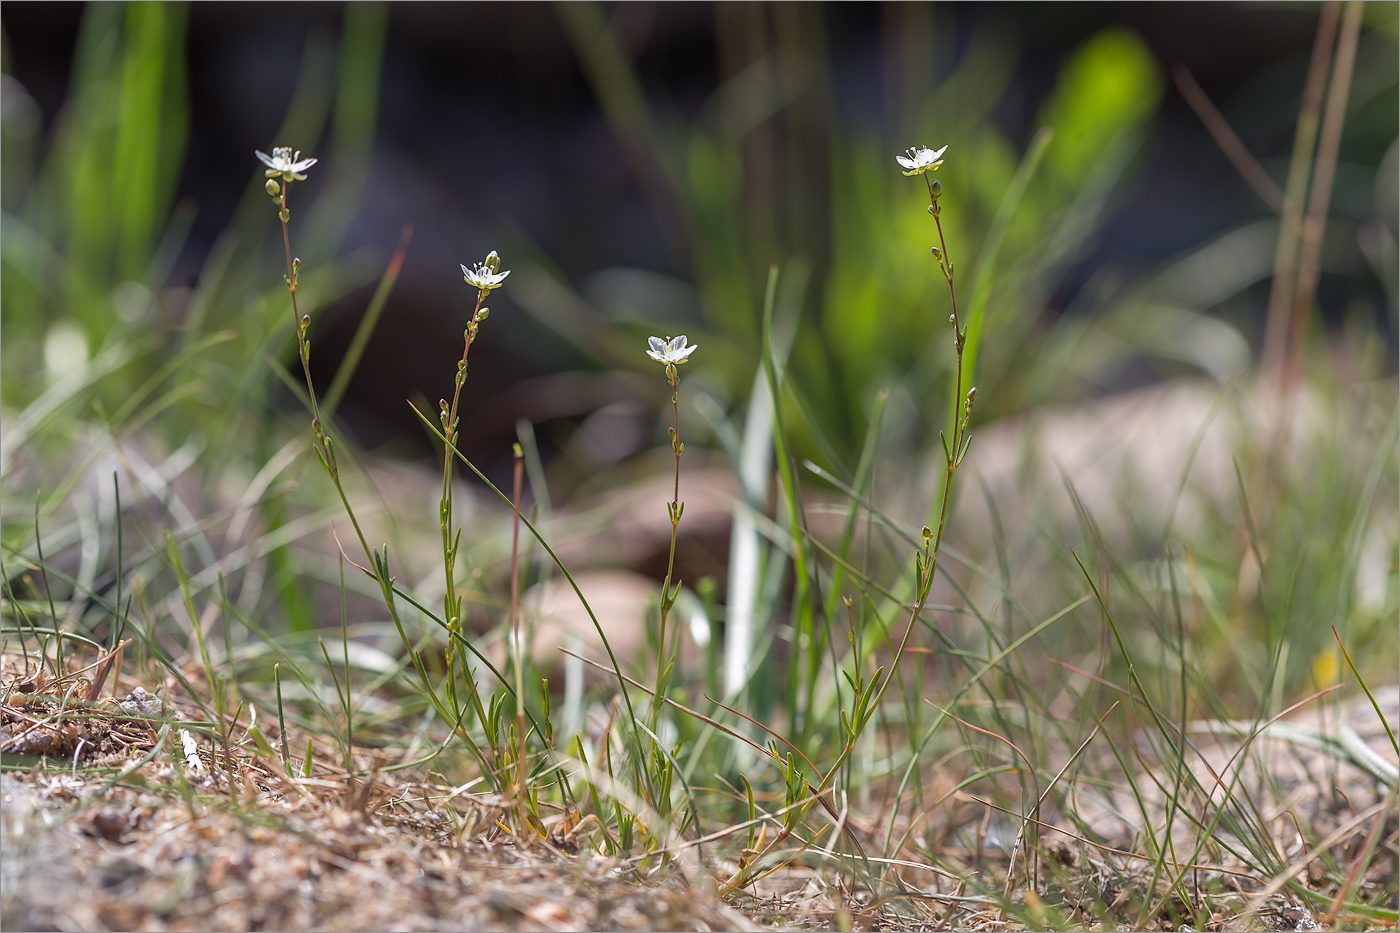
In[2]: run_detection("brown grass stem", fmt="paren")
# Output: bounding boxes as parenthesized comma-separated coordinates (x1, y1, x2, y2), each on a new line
(1261, 1, 1341, 380)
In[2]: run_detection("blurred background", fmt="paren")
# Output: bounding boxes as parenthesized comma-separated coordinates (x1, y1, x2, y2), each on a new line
(4, 2, 1395, 474)
(1, 2, 1396, 699)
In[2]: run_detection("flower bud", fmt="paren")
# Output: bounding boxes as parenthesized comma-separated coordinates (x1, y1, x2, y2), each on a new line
(931, 246, 942, 259)
(484, 250, 501, 274)
(265, 179, 280, 197)
(967, 386, 977, 402)
(930, 179, 942, 199)
(921, 525, 933, 542)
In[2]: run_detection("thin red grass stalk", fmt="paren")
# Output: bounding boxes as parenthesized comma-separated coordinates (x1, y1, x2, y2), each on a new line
(1240, 798, 1392, 924)
(1324, 784, 1397, 925)
(1172, 64, 1287, 214)
(928, 702, 1041, 894)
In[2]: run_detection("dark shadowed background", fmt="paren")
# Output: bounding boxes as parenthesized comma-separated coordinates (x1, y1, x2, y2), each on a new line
(3, 2, 1396, 493)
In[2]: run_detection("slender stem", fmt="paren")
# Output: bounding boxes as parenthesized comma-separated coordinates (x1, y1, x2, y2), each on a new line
(268, 173, 507, 786)
(439, 288, 487, 716)
(1260, 1, 1341, 382)
(280, 186, 322, 431)
(819, 174, 968, 795)
(1283, 0, 1362, 390)
(653, 366, 683, 729)
(510, 445, 527, 824)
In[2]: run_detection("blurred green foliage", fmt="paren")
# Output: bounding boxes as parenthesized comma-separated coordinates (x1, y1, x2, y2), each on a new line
(560, 7, 1168, 468)
(1, 3, 387, 454)
(5, 3, 187, 344)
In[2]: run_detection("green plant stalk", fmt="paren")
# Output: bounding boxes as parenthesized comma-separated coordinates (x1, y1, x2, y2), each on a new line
(166, 531, 223, 722)
(815, 172, 973, 799)
(340, 558, 353, 772)
(408, 402, 653, 802)
(720, 177, 978, 855)
(273, 662, 291, 775)
(276, 180, 324, 438)
(757, 268, 816, 735)
(267, 173, 502, 789)
(33, 500, 64, 678)
(510, 443, 530, 833)
(652, 363, 685, 733)
(438, 286, 488, 725)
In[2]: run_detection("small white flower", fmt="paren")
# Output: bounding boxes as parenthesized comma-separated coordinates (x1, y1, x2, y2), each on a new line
(896, 144, 948, 176)
(256, 146, 318, 181)
(460, 250, 510, 291)
(646, 335, 698, 365)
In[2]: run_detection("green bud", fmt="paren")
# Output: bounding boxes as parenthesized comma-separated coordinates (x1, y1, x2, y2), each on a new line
(477, 307, 489, 321)
(967, 386, 977, 403)
(265, 179, 280, 197)
(484, 250, 501, 274)
(930, 178, 942, 199)
(921, 525, 932, 542)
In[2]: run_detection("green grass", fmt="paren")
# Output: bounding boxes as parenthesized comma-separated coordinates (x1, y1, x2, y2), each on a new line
(2, 4, 1397, 930)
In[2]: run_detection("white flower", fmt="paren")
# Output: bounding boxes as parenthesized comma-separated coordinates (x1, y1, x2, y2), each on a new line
(256, 146, 318, 181)
(646, 335, 698, 365)
(896, 144, 947, 176)
(461, 250, 510, 291)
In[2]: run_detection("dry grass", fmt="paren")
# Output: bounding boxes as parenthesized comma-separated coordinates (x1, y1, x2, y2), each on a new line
(3, 645, 1394, 933)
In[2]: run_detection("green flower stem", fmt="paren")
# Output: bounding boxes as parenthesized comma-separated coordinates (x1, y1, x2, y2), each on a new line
(815, 172, 972, 799)
(510, 443, 529, 829)
(652, 363, 683, 731)
(439, 287, 488, 719)
(279, 185, 324, 440)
